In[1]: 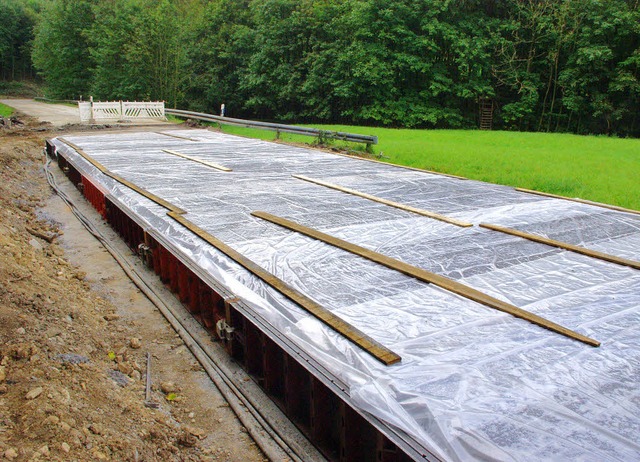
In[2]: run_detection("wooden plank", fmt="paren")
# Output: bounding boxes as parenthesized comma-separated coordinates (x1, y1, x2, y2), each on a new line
(107, 173, 186, 214)
(162, 149, 232, 172)
(480, 223, 640, 271)
(58, 138, 109, 173)
(168, 211, 401, 365)
(155, 131, 200, 142)
(58, 139, 186, 214)
(252, 211, 601, 348)
(515, 187, 640, 216)
(293, 175, 472, 228)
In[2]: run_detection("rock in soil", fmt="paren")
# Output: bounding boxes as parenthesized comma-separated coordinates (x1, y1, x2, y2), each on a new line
(25, 387, 44, 400)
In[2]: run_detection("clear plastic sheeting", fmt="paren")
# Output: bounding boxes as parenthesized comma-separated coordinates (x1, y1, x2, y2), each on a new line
(52, 130, 640, 461)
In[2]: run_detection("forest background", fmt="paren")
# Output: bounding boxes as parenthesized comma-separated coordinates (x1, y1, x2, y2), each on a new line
(1, 0, 639, 136)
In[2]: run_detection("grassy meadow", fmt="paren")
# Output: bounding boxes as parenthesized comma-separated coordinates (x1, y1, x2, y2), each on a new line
(221, 124, 640, 211)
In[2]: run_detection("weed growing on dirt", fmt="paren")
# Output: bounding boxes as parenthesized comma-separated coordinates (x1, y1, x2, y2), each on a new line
(0, 102, 14, 117)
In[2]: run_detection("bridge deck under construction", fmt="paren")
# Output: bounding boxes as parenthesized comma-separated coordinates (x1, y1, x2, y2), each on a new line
(48, 129, 640, 461)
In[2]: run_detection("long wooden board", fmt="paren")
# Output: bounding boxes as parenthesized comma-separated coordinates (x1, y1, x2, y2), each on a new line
(58, 138, 109, 173)
(516, 187, 640, 216)
(293, 175, 472, 228)
(155, 131, 201, 142)
(168, 211, 401, 365)
(57, 138, 401, 365)
(480, 223, 640, 270)
(59, 139, 186, 213)
(252, 211, 600, 348)
(162, 149, 232, 172)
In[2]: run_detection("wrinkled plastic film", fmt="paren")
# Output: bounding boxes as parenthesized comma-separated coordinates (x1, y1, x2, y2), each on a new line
(53, 131, 640, 461)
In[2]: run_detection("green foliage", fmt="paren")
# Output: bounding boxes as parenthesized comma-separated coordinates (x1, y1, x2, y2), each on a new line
(186, 0, 254, 113)
(20, 0, 640, 136)
(495, 0, 640, 135)
(225, 0, 498, 127)
(0, 0, 41, 80)
(32, 0, 94, 99)
(88, 1, 144, 100)
(89, 0, 194, 106)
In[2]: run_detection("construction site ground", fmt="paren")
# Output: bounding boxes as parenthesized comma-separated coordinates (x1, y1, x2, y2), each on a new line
(0, 112, 266, 461)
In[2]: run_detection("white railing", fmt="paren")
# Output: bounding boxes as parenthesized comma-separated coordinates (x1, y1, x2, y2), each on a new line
(122, 101, 165, 119)
(78, 101, 166, 122)
(92, 101, 122, 120)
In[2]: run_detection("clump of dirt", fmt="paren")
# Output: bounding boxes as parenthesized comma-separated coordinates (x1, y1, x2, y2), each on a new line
(0, 116, 24, 128)
(0, 119, 264, 461)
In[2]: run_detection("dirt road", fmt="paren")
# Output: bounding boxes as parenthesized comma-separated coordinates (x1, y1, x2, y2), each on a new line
(0, 114, 266, 460)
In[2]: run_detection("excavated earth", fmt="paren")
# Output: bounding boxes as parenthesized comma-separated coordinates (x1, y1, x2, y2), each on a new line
(0, 115, 266, 461)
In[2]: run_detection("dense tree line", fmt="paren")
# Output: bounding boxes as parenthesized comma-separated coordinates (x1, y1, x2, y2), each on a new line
(0, 0, 41, 80)
(4, 0, 640, 135)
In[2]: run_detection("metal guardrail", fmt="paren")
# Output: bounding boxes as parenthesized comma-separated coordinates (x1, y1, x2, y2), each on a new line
(165, 108, 378, 147)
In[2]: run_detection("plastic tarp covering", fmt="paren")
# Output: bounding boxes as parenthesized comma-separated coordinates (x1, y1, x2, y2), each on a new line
(52, 130, 640, 461)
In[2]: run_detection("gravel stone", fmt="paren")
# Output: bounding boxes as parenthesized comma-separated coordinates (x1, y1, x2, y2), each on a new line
(107, 369, 130, 387)
(56, 353, 90, 365)
(26, 386, 44, 400)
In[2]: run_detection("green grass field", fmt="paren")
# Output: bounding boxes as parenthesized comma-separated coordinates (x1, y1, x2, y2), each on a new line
(0, 102, 14, 117)
(221, 124, 640, 210)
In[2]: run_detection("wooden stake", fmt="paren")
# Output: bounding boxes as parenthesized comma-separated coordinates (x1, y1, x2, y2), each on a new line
(144, 352, 159, 409)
